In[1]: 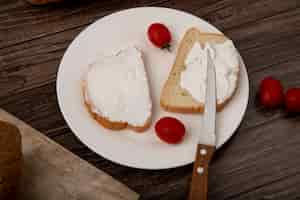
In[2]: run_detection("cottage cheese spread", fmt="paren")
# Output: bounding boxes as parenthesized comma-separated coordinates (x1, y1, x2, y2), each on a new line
(84, 46, 152, 126)
(180, 40, 239, 104)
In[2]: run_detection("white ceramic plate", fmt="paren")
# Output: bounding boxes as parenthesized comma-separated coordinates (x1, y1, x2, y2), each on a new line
(57, 7, 249, 170)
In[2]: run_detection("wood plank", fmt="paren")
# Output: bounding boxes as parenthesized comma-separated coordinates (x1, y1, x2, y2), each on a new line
(0, 0, 170, 48)
(0, 28, 77, 98)
(0, 83, 64, 132)
(230, 9, 300, 70)
(231, 173, 300, 200)
(159, 0, 299, 32)
(0, 0, 298, 48)
(209, 117, 300, 199)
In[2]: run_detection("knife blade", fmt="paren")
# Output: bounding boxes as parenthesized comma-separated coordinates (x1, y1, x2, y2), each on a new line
(200, 49, 217, 146)
(188, 48, 217, 200)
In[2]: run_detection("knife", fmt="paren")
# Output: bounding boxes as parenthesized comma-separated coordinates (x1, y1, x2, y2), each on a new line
(188, 50, 216, 200)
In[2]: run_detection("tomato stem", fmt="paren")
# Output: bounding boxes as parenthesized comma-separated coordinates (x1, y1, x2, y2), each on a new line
(162, 43, 171, 52)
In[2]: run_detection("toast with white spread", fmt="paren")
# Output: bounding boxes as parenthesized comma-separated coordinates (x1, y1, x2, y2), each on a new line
(83, 47, 152, 132)
(160, 28, 240, 113)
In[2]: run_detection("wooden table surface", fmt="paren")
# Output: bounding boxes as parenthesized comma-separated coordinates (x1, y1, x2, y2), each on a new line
(1, 0, 300, 199)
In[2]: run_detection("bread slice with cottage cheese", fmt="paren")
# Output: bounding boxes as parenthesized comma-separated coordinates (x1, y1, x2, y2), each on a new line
(160, 28, 240, 113)
(83, 47, 152, 132)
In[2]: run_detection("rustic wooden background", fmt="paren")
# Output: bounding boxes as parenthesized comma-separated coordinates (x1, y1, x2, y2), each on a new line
(1, 0, 300, 199)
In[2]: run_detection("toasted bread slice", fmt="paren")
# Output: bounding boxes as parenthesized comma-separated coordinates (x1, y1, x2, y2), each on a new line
(160, 28, 239, 113)
(83, 47, 152, 132)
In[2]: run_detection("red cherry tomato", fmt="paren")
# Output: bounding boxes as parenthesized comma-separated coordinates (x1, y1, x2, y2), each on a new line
(259, 77, 284, 108)
(155, 117, 185, 144)
(285, 88, 300, 113)
(147, 23, 171, 49)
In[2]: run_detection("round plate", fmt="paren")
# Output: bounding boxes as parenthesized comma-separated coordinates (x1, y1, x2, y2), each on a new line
(57, 7, 249, 170)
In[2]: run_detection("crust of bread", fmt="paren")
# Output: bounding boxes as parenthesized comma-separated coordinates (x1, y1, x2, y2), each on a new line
(84, 96, 151, 132)
(82, 79, 151, 133)
(160, 28, 240, 113)
(0, 121, 22, 199)
(0, 121, 22, 164)
(161, 101, 205, 113)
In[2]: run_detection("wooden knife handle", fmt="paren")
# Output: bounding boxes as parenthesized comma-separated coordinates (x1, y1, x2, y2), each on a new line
(188, 144, 215, 200)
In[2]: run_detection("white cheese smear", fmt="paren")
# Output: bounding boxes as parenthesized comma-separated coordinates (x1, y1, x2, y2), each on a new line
(85, 46, 152, 126)
(180, 40, 239, 104)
